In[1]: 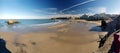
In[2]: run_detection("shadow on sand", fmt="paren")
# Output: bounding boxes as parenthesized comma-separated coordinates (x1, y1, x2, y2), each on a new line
(0, 38, 11, 53)
(89, 26, 102, 32)
(89, 25, 108, 48)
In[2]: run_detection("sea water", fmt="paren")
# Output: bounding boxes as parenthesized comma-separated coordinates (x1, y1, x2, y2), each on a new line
(0, 19, 57, 27)
(0, 19, 59, 32)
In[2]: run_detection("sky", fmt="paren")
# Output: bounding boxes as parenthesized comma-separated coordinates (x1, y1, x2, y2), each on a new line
(0, 0, 120, 19)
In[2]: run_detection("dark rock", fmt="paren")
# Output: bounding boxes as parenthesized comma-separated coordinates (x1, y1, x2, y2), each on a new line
(0, 38, 11, 53)
(6, 20, 19, 25)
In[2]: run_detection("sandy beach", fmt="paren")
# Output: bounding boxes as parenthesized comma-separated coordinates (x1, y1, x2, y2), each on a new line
(0, 20, 102, 53)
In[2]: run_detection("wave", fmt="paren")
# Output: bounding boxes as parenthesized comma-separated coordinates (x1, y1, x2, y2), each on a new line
(27, 20, 62, 27)
(0, 20, 62, 32)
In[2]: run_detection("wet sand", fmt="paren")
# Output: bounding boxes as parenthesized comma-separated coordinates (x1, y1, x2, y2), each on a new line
(0, 21, 102, 53)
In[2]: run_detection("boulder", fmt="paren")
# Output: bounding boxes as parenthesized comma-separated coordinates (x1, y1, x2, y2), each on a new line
(6, 20, 19, 25)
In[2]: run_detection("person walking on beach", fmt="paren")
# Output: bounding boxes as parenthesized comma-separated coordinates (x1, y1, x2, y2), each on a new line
(113, 32, 120, 53)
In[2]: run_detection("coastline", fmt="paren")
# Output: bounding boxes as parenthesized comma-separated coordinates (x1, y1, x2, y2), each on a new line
(0, 20, 102, 53)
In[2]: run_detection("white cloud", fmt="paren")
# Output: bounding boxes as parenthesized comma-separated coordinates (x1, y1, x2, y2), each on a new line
(60, 0, 95, 13)
(88, 7, 107, 13)
(45, 8, 57, 11)
(0, 15, 49, 19)
(34, 9, 42, 12)
(0, 8, 58, 19)
(108, 11, 120, 14)
(34, 8, 58, 15)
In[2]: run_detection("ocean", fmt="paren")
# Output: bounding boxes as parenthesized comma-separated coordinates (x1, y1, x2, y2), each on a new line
(0, 19, 59, 32)
(0, 19, 101, 33)
(0, 19, 58, 27)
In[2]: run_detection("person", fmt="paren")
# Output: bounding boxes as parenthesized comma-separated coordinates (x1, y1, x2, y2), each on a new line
(113, 32, 120, 53)
(0, 38, 11, 53)
(101, 19, 107, 31)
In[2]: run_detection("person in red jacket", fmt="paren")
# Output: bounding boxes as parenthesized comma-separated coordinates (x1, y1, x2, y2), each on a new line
(113, 32, 120, 53)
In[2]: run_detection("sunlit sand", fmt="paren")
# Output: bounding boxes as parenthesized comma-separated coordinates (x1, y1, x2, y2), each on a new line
(0, 20, 104, 53)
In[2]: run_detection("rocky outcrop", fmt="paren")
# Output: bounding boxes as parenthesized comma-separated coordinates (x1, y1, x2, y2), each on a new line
(0, 38, 11, 53)
(106, 15, 120, 36)
(95, 15, 120, 53)
(6, 20, 19, 25)
(96, 16, 120, 48)
(101, 20, 107, 31)
(95, 30, 120, 53)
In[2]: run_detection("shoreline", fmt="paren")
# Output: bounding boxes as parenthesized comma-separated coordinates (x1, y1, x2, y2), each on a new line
(0, 20, 103, 53)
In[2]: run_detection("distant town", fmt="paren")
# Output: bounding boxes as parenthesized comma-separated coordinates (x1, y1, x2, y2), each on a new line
(51, 13, 119, 21)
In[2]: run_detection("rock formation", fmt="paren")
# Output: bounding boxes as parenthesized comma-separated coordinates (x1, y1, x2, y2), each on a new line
(97, 16, 120, 48)
(106, 15, 120, 36)
(95, 15, 120, 53)
(6, 20, 19, 25)
(0, 38, 11, 53)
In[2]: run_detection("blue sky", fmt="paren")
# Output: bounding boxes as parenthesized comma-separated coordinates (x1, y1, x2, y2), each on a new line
(0, 0, 120, 19)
